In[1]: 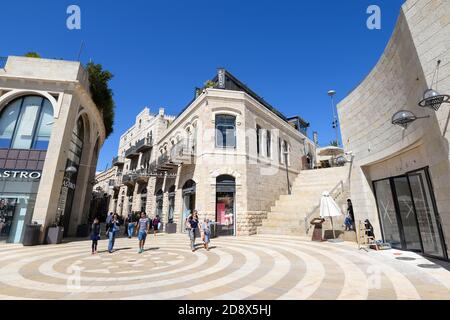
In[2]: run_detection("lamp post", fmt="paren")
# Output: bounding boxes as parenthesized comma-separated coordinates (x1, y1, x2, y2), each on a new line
(284, 150, 291, 195)
(328, 90, 340, 147)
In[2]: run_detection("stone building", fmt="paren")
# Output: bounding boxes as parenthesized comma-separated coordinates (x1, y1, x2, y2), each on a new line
(338, 0, 450, 260)
(0, 56, 106, 243)
(98, 69, 315, 236)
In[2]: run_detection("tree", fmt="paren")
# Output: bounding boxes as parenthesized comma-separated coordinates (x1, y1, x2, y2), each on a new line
(86, 62, 115, 138)
(24, 52, 41, 58)
(329, 140, 339, 147)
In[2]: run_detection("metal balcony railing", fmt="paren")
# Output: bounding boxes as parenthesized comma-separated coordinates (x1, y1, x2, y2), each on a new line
(135, 137, 153, 153)
(125, 146, 139, 159)
(112, 156, 125, 166)
(122, 173, 136, 186)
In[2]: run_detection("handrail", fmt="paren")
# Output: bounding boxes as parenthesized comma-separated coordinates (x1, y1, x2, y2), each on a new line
(304, 179, 347, 234)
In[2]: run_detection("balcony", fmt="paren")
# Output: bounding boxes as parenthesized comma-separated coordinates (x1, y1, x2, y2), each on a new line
(112, 156, 125, 167)
(125, 146, 139, 159)
(135, 137, 153, 153)
(122, 174, 136, 187)
(155, 139, 196, 171)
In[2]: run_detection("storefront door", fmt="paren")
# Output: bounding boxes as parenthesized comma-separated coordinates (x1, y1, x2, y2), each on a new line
(374, 167, 447, 259)
(216, 175, 236, 236)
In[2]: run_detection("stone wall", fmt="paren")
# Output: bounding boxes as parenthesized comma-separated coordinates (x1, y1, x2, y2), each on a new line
(337, 0, 450, 256)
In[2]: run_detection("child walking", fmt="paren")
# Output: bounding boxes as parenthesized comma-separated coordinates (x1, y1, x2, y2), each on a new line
(90, 218, 101, 255)
(201, 218, 212, 251)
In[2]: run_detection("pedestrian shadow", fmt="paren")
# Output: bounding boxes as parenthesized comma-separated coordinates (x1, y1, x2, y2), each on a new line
(97, 247, 132, 254)
(143, 247, 160, 252)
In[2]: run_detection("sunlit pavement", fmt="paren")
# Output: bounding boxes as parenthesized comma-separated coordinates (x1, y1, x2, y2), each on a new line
(0, 234, 449, 300)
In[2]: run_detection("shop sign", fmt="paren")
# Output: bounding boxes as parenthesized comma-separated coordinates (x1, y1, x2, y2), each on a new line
(0, 170, 42, 180)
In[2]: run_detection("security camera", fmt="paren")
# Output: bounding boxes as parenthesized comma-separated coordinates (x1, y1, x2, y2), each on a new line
(345, 151, 353, 156)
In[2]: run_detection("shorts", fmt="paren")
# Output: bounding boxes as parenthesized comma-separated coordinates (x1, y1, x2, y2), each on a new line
(138, 231, 147, 241)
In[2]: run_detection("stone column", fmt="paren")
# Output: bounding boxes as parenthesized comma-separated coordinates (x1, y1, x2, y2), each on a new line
(145, 177, 157, 216)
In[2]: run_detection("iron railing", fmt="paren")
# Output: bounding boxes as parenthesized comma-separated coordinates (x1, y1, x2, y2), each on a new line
(112, 156, 125, 166)
(135, 137, 153, 153)
(125, 146, 139, 159)
(304, 179, 348, 235)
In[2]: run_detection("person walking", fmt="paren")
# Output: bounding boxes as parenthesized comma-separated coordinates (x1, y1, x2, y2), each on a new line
(347, 199, 355, 230)
(106, 214, 120, 253)
(136, 212, 150, 254)
(200, 218, 212, 251)
(105, 212, 113, 233)
(186, 211, 199, 252)
(152, 215, 161, 237)
(126, 212, 136, 239)
(90, 217, 101, 255)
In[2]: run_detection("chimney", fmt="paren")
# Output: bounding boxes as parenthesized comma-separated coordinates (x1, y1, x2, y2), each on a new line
(159, 108, 165, 117)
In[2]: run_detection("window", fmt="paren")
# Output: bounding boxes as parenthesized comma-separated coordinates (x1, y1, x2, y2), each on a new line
(256, 125, 261, 155)
(278, 137, 283, 164)
(215, 115, 236, 148)
(266, 130, 271, 158)
(0, 96, 54, 150)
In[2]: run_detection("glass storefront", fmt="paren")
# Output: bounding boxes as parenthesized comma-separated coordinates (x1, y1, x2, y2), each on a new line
(168, 186, 175, 223)
(155, 189, 163, 217)
(182, 180, 196, 232)
(374, 167, 447, 259)
(216, 175, 236, 236)
(0, 176, 40, 243)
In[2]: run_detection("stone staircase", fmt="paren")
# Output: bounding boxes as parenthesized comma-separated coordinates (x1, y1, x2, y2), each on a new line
(257, 166, 351, 237)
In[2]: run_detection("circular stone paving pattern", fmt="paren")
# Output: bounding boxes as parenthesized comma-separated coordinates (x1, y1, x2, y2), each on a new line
(0, 234, 449, 300)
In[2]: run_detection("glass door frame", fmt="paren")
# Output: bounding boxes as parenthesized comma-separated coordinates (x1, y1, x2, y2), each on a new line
(373, 166, 448, 260)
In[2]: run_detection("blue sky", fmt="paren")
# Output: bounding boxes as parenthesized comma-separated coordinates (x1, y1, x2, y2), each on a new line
(1, 0, 405, 171)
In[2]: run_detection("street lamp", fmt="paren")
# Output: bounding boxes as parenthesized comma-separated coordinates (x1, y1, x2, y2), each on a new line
(418, 60, 450, 111)
(328, 90, 340, 147)
(391, 110, 430, 129)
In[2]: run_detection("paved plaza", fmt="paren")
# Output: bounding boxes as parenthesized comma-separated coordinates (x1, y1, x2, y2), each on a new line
(0, 234, 449, 300)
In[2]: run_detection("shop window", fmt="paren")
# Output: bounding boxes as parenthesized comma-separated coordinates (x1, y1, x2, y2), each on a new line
(215, 114, 236, 149)
(0, 95, 54, 150)
(216, 175, 236, 236)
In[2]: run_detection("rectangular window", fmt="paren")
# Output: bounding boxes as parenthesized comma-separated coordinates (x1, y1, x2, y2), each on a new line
(278, 137, 282, 164)
(215, 115, 236, 148)
(266, 130, 271, 158)
(256, 125, 261, 155)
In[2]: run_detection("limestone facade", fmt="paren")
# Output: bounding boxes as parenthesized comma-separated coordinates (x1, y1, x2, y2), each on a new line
(97, 69, 315, 236)
(0, 56, 106, 243)
(337, 0, 450, 259)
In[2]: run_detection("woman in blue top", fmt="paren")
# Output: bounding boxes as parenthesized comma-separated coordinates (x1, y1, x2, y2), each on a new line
(106, 214, 120, 253)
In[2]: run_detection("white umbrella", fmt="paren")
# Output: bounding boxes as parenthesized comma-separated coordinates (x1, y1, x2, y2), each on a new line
(320, 191, 343, 241)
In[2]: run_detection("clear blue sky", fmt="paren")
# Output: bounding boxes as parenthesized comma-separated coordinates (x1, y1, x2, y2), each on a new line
(1, 0, 405, 171)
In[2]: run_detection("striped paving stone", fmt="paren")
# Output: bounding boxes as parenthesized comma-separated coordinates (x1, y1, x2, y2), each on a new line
(0, 234, 449, 300)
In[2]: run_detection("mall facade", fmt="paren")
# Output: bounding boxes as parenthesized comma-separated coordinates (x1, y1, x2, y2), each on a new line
(95, 69, 315, 236)
(338, 0, 450, 260)
(0, 56, 106, 243)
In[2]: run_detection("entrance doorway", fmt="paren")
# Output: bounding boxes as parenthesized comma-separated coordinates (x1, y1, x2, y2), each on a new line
(168, 185, 175, 223)
(155, 189, 163, 217)
(216, 175, 236, 236)
(181, 180, 196, 232)
(374, 167, 447, 259)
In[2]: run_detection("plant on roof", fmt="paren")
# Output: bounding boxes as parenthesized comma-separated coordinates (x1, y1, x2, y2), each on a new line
(24, 52, 41, 58)
(86, 62, 115, 138)
(204, 80, 216, 89)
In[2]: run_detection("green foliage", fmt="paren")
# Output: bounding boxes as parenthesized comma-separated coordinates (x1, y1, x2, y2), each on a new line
(86, 62, 115, 138)
(24, 52, 41, 58)
(329, 140, 339, 147)
(204, 80, 216, 89)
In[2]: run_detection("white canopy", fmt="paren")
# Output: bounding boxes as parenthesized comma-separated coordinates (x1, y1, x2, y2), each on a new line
(320, 191, 343, 218)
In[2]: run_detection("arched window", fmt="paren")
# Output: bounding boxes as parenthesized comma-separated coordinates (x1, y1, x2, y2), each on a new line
(0, 95, 54, 150)
(215, 114, 236, 149)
